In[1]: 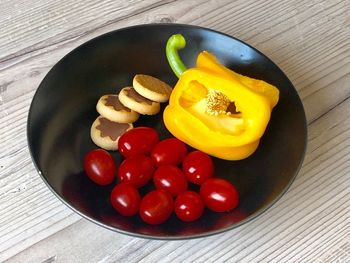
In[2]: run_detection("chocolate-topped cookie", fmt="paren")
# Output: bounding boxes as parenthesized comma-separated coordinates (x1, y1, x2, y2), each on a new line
(118, 87, 160, 115)
(90, 115, 133, 150)
(96, 94, 139, 123)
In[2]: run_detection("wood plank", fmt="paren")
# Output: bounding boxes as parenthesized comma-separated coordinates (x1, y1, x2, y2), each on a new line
(0, 0, 176, 62)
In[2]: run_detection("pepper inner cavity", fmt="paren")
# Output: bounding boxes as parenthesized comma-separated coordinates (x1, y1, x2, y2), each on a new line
(205, 90, 240, 116)
(182, 82, 245, 135)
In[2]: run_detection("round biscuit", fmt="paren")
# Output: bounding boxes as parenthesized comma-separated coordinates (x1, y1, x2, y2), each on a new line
(96, 94, 139, 123)
(118, 87, 160, 115)
(90, 116, 133, 151)
(133, 74, 172, 102)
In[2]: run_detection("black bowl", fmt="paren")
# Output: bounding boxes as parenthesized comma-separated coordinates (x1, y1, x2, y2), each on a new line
(27, 24, 307, 239)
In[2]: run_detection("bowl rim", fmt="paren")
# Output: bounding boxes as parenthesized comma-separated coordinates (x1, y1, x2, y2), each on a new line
(26, 23, 308, 240)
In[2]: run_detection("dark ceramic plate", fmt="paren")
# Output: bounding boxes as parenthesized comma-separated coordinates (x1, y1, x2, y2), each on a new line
(27, 24, 307, 239)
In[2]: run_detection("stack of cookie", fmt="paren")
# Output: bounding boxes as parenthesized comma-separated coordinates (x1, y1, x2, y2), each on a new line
(90, 74, 173, 151)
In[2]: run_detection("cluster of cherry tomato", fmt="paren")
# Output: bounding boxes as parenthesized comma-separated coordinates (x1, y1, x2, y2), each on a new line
(83, 127, 239, 225)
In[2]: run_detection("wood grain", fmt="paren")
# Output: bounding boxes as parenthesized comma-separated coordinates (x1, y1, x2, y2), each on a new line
(1, 0, 350, 262)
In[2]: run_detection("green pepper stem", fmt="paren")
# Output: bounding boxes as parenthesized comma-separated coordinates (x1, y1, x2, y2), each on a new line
(166, 34, 188, 78)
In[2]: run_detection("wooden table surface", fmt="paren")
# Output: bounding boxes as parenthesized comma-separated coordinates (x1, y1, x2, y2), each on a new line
(1, 0, 350, 262)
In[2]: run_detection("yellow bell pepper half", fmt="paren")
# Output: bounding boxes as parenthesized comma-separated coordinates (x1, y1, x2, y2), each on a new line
(164, 35, 279, 160)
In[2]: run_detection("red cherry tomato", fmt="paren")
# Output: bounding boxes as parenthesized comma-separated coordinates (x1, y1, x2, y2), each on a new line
(151, 138, 187, 166)
(174, 191, 204, 222)
(200, 178, 239, 212)
(118, 127, 159, 158)
(153, 165, 188, 196)
(118, 155, 156, 188)
(139, 190, 174, 225)
(182, 151, 214, 185)
(83, 149, 116, 185)
(110, 183, 141, 216)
